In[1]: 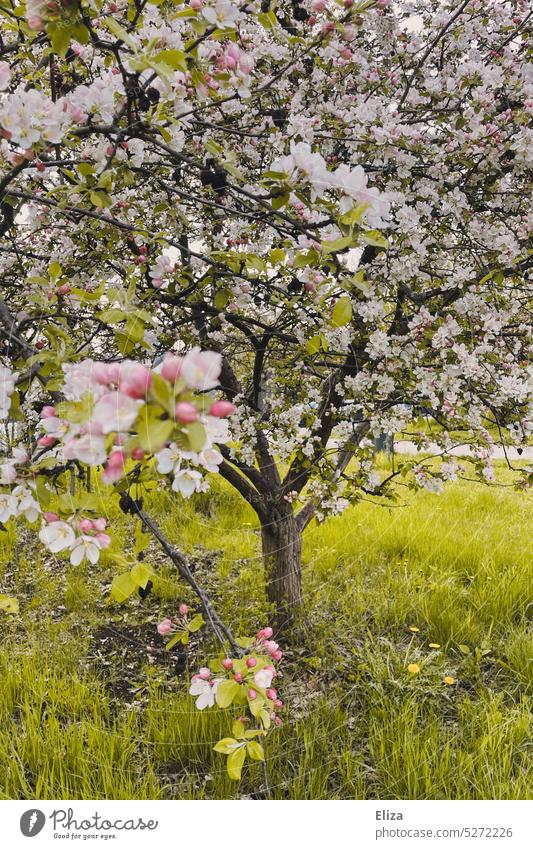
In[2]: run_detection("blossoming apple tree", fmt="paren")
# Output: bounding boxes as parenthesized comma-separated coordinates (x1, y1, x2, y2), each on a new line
(0, 0, 531, 640)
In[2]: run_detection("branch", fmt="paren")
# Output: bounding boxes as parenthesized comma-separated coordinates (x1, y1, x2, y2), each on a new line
(130, 500, 242, 655)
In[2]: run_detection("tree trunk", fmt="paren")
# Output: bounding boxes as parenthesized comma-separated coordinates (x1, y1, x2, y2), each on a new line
(261, 501, 303, 631)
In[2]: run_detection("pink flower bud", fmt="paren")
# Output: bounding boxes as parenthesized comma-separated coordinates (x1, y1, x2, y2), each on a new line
(57, 284, 71, 295)
(79, 518, 94, 533)
(40, 405, 57, 418)
(131, 447, 145, 460)
(107, 450, 125, 469)
(234, 673, 243, 683)
(262, 627, 273, 639)
(246, 657, 257, 668)
(198, 667, 211, 680)
(161, 354, 183, 382)
(157, 618, 173, 635)
(209, 400, 236, 418)
(266, 688, 277, 701)
(119, 364, 152, 399)
(272, 649, 283, 661)
(96, 533, 111, 548)
(27, 15, 44, 30)
(178, 603, 189, 616)
(274, 716, 282, 726)
(174, 402, 198, 424)
(312, 0, 326, 10)
(38, 436, 56, 447)
(274, 699, 283, 710)
(222, 658, 233, 670)
(247, 688, 257, 700)
(93, 517, 107, 531)
(189, 0, 202, 8)
(43, 511, 59, 523)
(264, 664, 277, 678)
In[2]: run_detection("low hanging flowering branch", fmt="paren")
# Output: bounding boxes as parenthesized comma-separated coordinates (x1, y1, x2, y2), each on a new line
(0, 348, 239, 652)
(159, 618, 283, 781)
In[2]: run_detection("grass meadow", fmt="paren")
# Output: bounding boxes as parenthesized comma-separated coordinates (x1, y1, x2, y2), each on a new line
(0, 462, 531, 799)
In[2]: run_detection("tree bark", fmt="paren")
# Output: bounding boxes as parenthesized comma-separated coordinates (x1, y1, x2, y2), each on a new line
(261, 501, 303, 631)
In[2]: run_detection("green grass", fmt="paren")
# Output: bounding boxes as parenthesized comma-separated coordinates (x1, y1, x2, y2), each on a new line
(0, 469, 531, 799)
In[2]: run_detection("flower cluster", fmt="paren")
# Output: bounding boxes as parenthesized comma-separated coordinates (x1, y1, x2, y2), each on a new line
(39, 513, 110, 566)
(36, 348, 233, 488)
(181, 626, 283, 780)
(157, 604, 204, 647)
(271, 142, 390, 227)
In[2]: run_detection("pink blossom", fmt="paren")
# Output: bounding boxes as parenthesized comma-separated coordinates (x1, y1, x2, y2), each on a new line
(43, 511, 59, 523)
(180, 348, 222, 391)
(95, 533, 111, 548)
(157, 618, 173, 635)
(40, 406, 57, 419)
(161, 354, 183, 382)
(209, 400, 235, 418)
(174, 402, 198, 424)
(119, 363, 152, 399)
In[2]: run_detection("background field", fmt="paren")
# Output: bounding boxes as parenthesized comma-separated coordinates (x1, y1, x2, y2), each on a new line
(0, 464, 531, 799)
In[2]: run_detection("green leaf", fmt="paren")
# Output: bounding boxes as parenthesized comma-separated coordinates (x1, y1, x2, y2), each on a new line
(0, 594, 19, 614)
(226, 745, 246, 780)
(339, 202, 370, 226)
(232, 720, 245, 738)
(89, 190, 112, 208)
(361, 230, 388, 249)
(185, 420, 206, 453)
(321, 235, 353, 254)
(165, 631, 186, 650)
(213, 737, 240, 754)
(110, 572, 137, 603)
(187, 613, 205, 633)
(148, 372, 174, 412)
(47, 23, 71, 58)
(248, 695, 264, 718)
(97, 308, 127, 325)
(306, 335, 321, 355)
(331, 296, 353, 327)
(271, 192, 289, 210)
(130, 561, 154, 589)
(216, 679, 241, 709)
(70, 22, 89, 44)
(246, 741, 265, 761)
(214, 288, 230, 311)
(49, 260, 62, 281)
(260, 709, 271, 730)
(235, 636, 254, 648)
(137, 415, 174, 454)
(268, 248, 285, 264)
(155, 49, 187, 71)
(76, 163, 95, 177)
